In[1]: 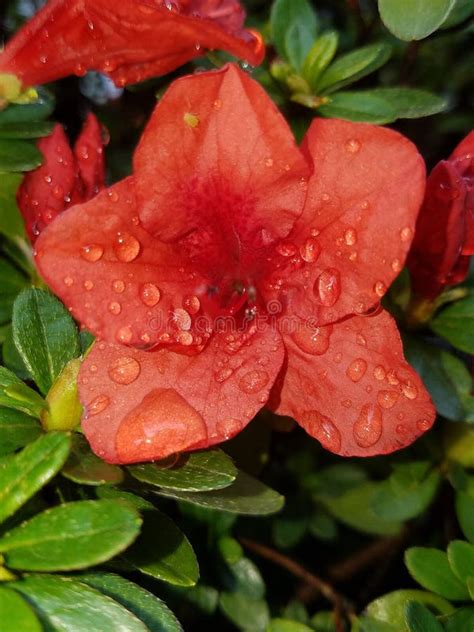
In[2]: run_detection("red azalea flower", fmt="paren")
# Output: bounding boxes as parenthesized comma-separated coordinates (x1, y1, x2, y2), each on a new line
(407, 131, 474, 300)
(0, 0, 264, 90)
(18, 113, 106, 243)
(35, 64, 435, 464)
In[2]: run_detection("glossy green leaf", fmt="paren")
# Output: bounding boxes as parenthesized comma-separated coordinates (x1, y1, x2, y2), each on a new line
(285, 23, 317, 71)
(447, 540, 474, 583)
(270, 0, 318, 63)
(0, 500, 141, 571)
(357, 617, 397, 632)
(431, 296, 474, 354)
(302, 31, 339, 90)
(78, 573, 183, 632)
(405, 547, 470, 600)
(128, 449, 236, 492)
(0, 408, 41, 456)
(0, 585, 42, 632)
(12, 288, 81, 395)
(0, 432, 70, 524)
(318, 91, 397, 124)
(0, 121, 54, 139)
(0, 172, 25, 240)
(316, 43, 392, 94)
(96, 486, 155, 511)
(123, 510, 199, 587)
(2, 326, 31, 380)
(12, 575, 148, 631)
(405, 601, 444, 632)
(0, 89, 54, 124)
(268, 619, 313, 632)
(62, 434, 123, 486)
(444, 607, 474, 631)
(357, 88, 449, 119)
(379, 0, 456, 40)
(153, 471, 284, 515)
(0, 366, 46, 418)
(222, 557, 265, 599)
(367, 590, 454, 631)
(219, 591, 270, 632)
(441, 0, 474, 28)
(456, 492, 474, 542)
(0, 140, 42, 172)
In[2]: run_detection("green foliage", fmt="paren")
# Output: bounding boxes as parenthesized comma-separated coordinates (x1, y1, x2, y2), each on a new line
(378, 0, 456, 40)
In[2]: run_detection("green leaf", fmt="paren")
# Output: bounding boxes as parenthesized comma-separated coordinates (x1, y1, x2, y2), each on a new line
(12, 575, 148, 631)
(0, 499, 141, 571)
(316, 43, 392, 94)
(285, 23, 317, 72)
(371, 462, 440, 521)
(96, 486, 155, 511)
(219, 591, 270, 632)
(431, 295, 474, 354)
(0, 585, 42, 632)
(405, 601, 444, 632)
(0, 121, 54, 139)
(0, 172, 25, 240)
(379, 0, 456, 40)
(456, 492, 474, 543)
(0, 89, 54, 124)
(128, 449, 236, 492)
(302, 31, 339, 90)
(78, 573, 183, 632)
(2, 326, 31, 380)
(0, 408, 41, 456)
(267, 619, 314, 632)
(318, 91, 397, 124)
(62, 433, 124, 486)
(444, 607, 474, 631)
(0, 431, 70, 525)
(447, 540, 474, 583)
(0, 140, 42, 172)
(153, 471, 284, 515)
(405, 547, 470, 600)
(222, 557, 266, 599)
(123, 510, 199, 587)
(0, 366, 46, 418)
(12, 288, 81, 395)
(441, 0, 474, 28)
(270, 0, 318, 63)
(357, 88, 449, 119)
(321, 482, 402, 536)
(367, 590, 454, 631)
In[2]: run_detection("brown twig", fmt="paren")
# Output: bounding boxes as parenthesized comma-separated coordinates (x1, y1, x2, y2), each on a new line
(239, 537, 354, 632)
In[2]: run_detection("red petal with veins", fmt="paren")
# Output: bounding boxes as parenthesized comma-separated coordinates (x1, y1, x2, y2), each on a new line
(79, 325, 284, 463)
(17, 124, 76, 242)
(35, 178, 215, 350)
(74, 112, 106, 200)
(270, 310, 435, 456)
(0, 0, 264, 88)
(262, 119, 425, 325)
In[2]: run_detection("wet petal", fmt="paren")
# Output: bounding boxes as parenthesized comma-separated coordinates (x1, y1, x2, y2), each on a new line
(269, 310, 435, 456)
(74, 112, 106, 200)
(79, 324, 284, 463)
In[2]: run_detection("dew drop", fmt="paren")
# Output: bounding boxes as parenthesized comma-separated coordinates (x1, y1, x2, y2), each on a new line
(386, 370, 399, 386)
(83, 279, 94, 291)
(400, 227, 413, 242)
(239, 370, 270, 394)
(184, 112, 199, 128)
(300, 237, 321, 263)
(417, 418, 431, 432)
(88, 394, 110, 416)
(356, 334, 367, 346)
(183, 295, 200, 314)
(345, 138, 361, 154)
(373, 366, 386, 381)
(401, 380, 418, 400)
(391, 259, 402, 273)
(108, 356, 141, 385)
(377, 390, 399, 409)
(114, 233, 140, 262)
(117, 326, 133, 344)
(292, 323, 332, 356)
(173, 308, 192, 331)
(353, 403, 383, 448)
(344, 228, 357, 246)
(140, 283, 161, 307)
(346, 358, 367, 382)
(276, 241, 297, 257)
(314, 269, 341, 307)
(63, 276, 73, 287)
(301, 411, 342, 452)
(108, 302, 122, 315)
(108, 189, 119, 203)
(176, 331, 194, 346)
(112, 279, 125, 294)
(265, 158, 274, 167)
(215, 367, 233, 383)
(213, 99, 222, 110)
(81, 244, 104, 262)
(374, 281, 386, 297)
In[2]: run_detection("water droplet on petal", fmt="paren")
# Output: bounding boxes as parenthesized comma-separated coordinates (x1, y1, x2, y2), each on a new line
(346, 358, 367, 382)
(374, 365, 386, 381)
(184, 112, 199, 128)
(401, 380, 418, 400)
(292, 323, 332, 356)
(356, 334, 367, 346)
(314, 269, 341, 307)
(108, 356, 141, 385)
(344, 228, 357, 246)
(265, 158, 274, 167)
(173, 308, 192, 331)
(400, 227, 413, 242)
(417, 418, 431, 432)
(108, 301, 122, 315)
(345, 139, 361, 154)
(386, 370, 399, 386)
(88, 394, 110, 416)
(391, 259, 402, 273)
(176, 331, 193, 346)
(117, 326, 133, 344)
(183, 295, 200, 314)
(276, 241, 298, 257)
(63, 276, 74, 287)
(81, 244, 104, 262)
(114, 233, 140, 262)
(300, 237, 321, 263)
(112, 280, 125, 293)
(140, 283, 161, 307)
(215, 367, 233, 383)
(108, 189, 119, 202)
(353, 403, 383, 448)
(377, 390, 399, 409)
(301, 411, 341, 452)
(83, 279, 94, 290)
(374, 281, 386, 297)
(238, 369, 270, 394)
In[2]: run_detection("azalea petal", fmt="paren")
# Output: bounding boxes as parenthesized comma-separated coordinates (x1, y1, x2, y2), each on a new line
(79, 325, 284, 463)
(269, 310, 435, 456)
(35, 178, 213, 349)
(0, 0, 264, 88)
(407, 161, 467, 299)
(17, 124, 76, 242)
(74, 113, 106, 200)
(134, 64, 310, 254)
(450, 130, 474, 256)
(450, 129, 474, 161)
(263, 119, 425, 325)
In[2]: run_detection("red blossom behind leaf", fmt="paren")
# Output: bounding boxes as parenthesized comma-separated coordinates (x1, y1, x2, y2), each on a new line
(35, 64, 435, 464)
(407, 131, 474, 300)
(18, 113, 106, 242)
(0, 0, 264, 90)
